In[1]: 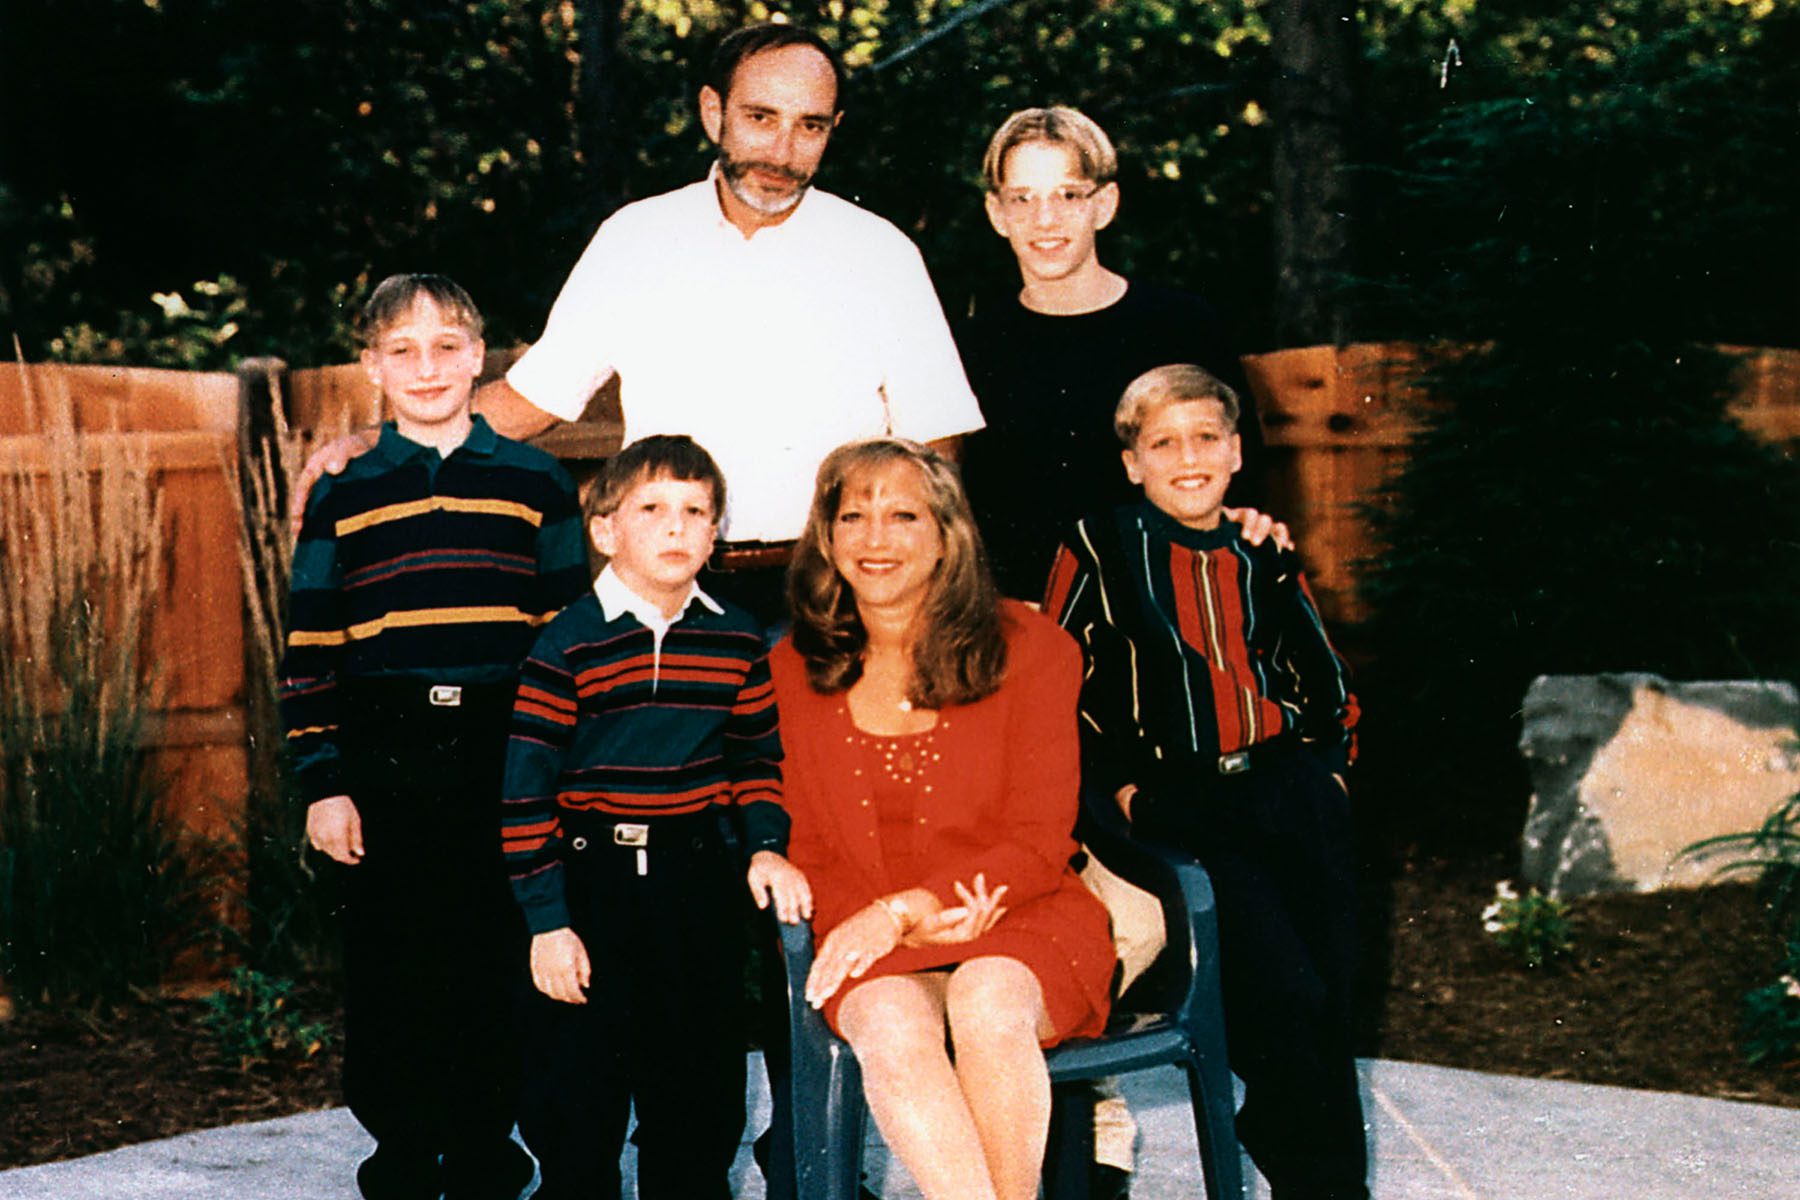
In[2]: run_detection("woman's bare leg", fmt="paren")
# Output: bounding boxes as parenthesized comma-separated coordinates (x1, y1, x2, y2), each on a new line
(944, 957, 1055, 1200)
(837, 974, 998, 1200)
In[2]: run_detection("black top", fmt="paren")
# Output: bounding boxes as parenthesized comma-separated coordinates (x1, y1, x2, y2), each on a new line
(955, 279, 1266, 599)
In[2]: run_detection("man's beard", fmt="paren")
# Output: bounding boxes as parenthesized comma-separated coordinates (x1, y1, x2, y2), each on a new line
(719, 150, 812, 216)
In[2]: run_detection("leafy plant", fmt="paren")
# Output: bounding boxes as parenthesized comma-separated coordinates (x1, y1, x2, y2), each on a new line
(1740, 939, 1800, 1069)
(202, 966, 330, 1068)
(1481, 880, 1573, 970)
(1685, 788, 1800, 1068)
(0, 372, 216, 1006)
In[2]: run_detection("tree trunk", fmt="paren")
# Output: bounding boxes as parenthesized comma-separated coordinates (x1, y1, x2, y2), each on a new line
(574, 0, 621, 218)
(1268, 0, 1357, 348)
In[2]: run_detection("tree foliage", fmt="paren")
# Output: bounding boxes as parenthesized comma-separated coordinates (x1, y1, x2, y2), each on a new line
(0, 2, 1789, 360)
(1354, 4, 1800, 837)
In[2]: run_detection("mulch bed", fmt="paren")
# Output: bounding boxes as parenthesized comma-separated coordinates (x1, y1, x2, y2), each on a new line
(2, 853, 1795, 1170)
(1369, 851, 1799, 1107)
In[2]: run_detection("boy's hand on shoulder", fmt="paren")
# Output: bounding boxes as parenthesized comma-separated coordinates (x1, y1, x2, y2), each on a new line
(1222, 506, 1294, 551)
(530, 929, 591, 1005)
(747, 851, 813, 924)
(305, 795, 365, 865)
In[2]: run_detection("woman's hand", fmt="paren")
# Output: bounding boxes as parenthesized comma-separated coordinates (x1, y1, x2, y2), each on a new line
(805, 903, 905, 1009)
(906, 873, 1008, 947)
(530, 928, 591, 1005)
(747, 851, 814, 924)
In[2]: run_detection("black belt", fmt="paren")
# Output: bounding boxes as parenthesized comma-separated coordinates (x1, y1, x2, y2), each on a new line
(562, 807, 727, 853)
(1163, 731, 1303, 778)
(708, 540, 795, 572)
(341, 677, 513, 712)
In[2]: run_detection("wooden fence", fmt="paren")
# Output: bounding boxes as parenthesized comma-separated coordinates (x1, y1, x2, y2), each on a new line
(0, 365, 249, 856)
(1, 344, 1795, 903)
(1241, 343, 1800, 626)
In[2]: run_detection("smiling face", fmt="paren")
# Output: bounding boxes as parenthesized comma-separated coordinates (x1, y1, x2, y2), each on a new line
(1123, 398, 1242, 531)
(699, 44, 841, 231)
(829, 459, 946, 618)
(361, 295, 485, 450)
(985, 139, 1118, 290)
(591, 473, 720, 616)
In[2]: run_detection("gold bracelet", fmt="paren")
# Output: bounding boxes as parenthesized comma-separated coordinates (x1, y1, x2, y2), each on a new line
(874, 894, 911, 935)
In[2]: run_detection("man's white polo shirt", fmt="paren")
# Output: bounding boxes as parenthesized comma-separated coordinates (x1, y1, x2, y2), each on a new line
(507, 172, 985, 544)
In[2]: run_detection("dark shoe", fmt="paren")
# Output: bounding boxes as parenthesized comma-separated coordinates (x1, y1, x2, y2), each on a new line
(357, 1145, 444, 1200)
(442, 1138, 535, 1200)
(1092, 1163, 1131, 1200)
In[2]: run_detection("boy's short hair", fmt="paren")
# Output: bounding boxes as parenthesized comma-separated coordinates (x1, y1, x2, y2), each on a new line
(982, 106, 1118, 192)
(1114, 364, 1242, 446)
(585, 435, 728, 525)
(357, 274, 484, 348)
(708, 22, 846, 111)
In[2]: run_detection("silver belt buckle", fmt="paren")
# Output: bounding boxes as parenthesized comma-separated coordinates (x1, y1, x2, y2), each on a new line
(1218, 750, 1251, 775)
(428, 684, 463, 707)
(612, 823, 649, 847)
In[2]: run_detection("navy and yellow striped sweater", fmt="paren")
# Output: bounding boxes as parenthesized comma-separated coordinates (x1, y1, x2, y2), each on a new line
(278, 418, 589, 803)
(1044, 501, 1359, 803)
(500, 592, 785, 933)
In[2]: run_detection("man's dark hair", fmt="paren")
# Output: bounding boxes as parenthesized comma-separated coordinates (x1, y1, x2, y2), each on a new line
(707, 23, 846, 111)
(586, 434, 728, 526)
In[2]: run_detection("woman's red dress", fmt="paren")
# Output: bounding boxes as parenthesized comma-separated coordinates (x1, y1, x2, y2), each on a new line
(770, 601, 1115, 1043)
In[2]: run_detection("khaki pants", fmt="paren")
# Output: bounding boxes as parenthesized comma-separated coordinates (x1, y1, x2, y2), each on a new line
(1077, 847, 1170, 1171)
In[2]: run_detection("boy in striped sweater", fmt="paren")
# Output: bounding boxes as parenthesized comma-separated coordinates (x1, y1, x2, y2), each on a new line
(500, 434, 809, 1200)
(1044, 364, 1368, 1200)
(280, 274, 590, 1200)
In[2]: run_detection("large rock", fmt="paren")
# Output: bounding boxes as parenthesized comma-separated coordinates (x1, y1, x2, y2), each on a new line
(1519, 674, 1799, 898)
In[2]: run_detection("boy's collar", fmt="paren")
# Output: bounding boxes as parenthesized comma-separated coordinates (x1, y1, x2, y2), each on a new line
(1135, 498, 1241, 549)
(374, 414, 499, 463)
(593, 564, 723, 628)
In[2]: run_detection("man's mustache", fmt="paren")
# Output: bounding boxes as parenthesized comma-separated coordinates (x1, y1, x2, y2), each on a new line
(727, 159, 809, 186)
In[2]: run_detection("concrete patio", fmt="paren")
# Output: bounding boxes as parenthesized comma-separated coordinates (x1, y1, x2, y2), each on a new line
(2, 1056, 1794, 1199)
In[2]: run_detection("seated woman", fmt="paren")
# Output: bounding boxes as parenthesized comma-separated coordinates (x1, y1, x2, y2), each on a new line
(771, 437, 1116, 1200)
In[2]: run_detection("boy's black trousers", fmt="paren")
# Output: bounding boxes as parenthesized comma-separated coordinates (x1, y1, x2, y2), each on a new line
(517, 809, 747, 1200)
(1136, 737, 1370, 1200)
(335, 679, 531, 1200)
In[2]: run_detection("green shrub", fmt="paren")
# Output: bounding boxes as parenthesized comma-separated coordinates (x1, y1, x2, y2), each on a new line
(202, 966, 330, 1068)
(0, 604, 215, 1007)
(0, 385, 219, 1007)
(1481, 880, 1574, 970)
(1687, 789, 1800, 1068)
(1353, 17, 1800, 843)
(1740, 928, 1800, 1069)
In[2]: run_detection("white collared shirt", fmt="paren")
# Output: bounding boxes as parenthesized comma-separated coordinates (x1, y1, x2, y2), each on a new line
(593, 565, 724, 689)
(508, 171, 985, 543)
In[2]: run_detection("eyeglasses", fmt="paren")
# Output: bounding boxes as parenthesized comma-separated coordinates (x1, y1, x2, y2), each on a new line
(994, 184, 1103, 217)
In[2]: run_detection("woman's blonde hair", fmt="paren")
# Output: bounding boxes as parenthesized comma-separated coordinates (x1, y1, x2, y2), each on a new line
(786, 439, 1007, 707)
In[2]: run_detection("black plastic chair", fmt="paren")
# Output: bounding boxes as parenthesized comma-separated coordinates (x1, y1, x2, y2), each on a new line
(764, 803, 1244, 1200)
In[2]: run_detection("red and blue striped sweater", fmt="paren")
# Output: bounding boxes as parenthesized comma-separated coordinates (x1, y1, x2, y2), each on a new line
(1044, 501, 1359, 805)
(500, 590, 785, 933)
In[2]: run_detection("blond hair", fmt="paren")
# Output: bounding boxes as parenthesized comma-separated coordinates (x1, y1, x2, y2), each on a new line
(786, 439, 1006, 707)
(1114, 364, 1241, 446)
(982, 106, 1118, 192)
